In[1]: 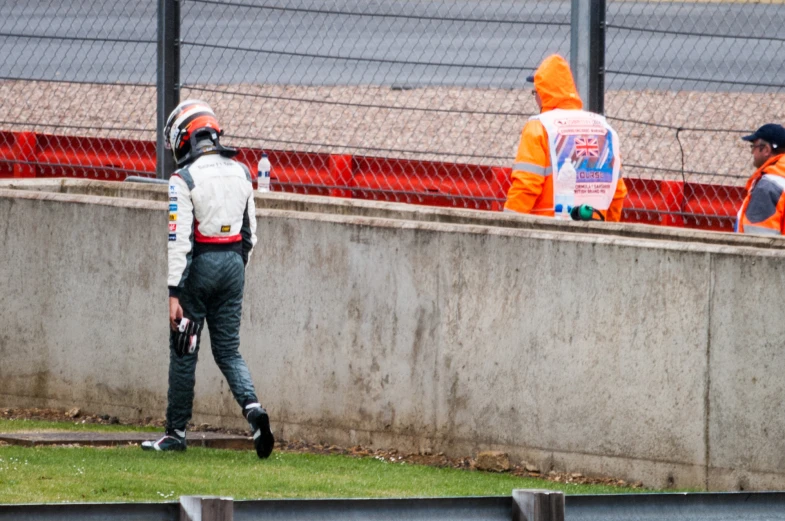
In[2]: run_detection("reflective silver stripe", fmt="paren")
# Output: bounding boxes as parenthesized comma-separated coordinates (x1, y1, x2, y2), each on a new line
(512, 162, 550, 176)
(742, 224, 781, 236)
(763, 173, 785, 190)
(503, 207, 555, 214)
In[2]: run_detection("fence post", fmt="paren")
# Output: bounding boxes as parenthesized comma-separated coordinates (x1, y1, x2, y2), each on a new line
(157, 0, 180, 180)
(180, 496, 233, 521)
(512, 489, 565, 521)
(570, 0, 606, 114)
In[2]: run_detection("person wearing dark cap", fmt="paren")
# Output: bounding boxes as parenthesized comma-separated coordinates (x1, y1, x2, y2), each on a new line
(504, 54, 627, 221)
(736, 123, 785, 235)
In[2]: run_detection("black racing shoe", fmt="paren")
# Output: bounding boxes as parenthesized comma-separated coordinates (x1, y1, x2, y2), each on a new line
(246, 406, 275, 459)
(141, 428, 187, 452)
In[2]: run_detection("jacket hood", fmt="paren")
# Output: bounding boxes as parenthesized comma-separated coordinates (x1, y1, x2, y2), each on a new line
(533, 55, 583, 112)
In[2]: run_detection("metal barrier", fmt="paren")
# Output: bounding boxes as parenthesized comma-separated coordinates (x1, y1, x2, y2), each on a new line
(3, 491, 785, 521)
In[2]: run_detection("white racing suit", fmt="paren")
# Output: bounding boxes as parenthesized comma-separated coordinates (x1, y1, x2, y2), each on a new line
(166, 152, 259, 431)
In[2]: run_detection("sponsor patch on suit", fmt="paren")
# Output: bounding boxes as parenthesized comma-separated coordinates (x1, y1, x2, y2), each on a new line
(169, 197, 177, 202)
(169, 204, 177, 211)
(220, 225, 231, 233)
(169, 233, 177, 241)
(169, 223, 176, 232)
(169, 213, 177, 221)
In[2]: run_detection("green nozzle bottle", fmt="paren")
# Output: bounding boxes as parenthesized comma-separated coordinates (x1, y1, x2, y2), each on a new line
(570, 204, 596, 221)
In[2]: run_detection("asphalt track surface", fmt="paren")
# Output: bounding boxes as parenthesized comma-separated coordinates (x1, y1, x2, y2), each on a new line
(0, 0, 783, 91)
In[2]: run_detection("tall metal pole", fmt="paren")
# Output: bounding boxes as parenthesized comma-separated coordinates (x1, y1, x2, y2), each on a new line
(591, 0, 606, 114)
(157, 0, 180, 179)
(570, 0, 605, 114)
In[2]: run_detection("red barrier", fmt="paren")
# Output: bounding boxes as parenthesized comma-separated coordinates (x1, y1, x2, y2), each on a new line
(621, 178, 743, 232)
(351, 156, 509, 211)
(330, 154, 354, 198)
(13, 132, 37, 178)
(233, 148, 509, 210)
(682, 182, 745, 232)
(235, 147, 333, 196)
(0, 131, 17, 177)
(35, 134, 157, 180)
(622, 178, 687, 228)
(0, 131, 37, 177)
(0, 130, 746, 232)
(0, 131, 157, 181)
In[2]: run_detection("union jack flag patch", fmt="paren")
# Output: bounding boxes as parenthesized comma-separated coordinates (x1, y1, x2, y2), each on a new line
(574, 137, 600, 158)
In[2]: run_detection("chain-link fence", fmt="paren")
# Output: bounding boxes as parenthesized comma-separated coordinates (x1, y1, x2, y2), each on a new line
(177, 0, 569, 208)
(605, 0, 785, 228)
(1, 0, 783, 226)
(0, 1, 158, 180)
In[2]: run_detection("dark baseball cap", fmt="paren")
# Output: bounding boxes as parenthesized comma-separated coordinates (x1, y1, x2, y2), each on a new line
(742, 123, 785, 150)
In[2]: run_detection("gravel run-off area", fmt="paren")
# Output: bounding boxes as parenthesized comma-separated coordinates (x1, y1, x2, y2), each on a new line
(3, 80, 784, 189)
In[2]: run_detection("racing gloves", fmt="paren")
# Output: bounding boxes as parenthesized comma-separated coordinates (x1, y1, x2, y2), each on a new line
(173, 317, 200, 358)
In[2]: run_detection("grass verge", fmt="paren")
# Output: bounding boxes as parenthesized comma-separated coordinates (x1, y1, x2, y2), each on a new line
(0, 445, 644, 504)
(0, 418, 649, 503)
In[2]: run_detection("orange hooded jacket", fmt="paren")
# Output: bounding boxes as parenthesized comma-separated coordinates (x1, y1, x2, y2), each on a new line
(736, 153, 785, 235)
(504, 55, 627, 221)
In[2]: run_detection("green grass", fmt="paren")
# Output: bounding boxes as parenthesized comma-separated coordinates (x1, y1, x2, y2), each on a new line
(0, 419, 645, 503)
(0, 446, 643, 504)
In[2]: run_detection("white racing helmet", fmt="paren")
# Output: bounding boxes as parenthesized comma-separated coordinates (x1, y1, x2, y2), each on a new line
(163, 99, 237, 166)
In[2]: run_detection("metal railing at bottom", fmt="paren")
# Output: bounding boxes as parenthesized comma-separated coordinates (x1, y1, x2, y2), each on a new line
(2, 490, 785, 521)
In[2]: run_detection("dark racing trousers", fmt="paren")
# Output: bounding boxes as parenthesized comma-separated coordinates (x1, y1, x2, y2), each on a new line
(166, 250, 258, 431)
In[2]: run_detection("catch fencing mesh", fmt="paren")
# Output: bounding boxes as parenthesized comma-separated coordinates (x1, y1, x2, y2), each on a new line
(2, 0, 783, 224)
(179, 0, 569, 208)
(605, 0, 785, 227)
(0, 1, 158, 180)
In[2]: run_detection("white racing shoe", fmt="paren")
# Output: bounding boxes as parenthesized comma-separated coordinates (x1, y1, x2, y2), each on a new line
(141, 429, 187, 452)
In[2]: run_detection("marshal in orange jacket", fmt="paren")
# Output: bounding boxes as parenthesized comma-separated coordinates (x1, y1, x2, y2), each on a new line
(504, 55, 627, 221)
(736, 153, 785, 235)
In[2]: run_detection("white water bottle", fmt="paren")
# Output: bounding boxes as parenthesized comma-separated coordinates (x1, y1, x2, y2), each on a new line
(257, 152, 271, 193)
(553, 159, 577, 220)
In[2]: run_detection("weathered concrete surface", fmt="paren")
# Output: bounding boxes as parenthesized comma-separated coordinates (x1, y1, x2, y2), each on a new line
(3, 178, 783, 251)
(1, 181, 785, 491)
(0, 431, 251, 449)
(707, 254, 785, 492)
(0, 178, 167, 202)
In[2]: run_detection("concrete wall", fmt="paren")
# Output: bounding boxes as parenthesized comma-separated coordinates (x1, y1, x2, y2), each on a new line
(2, 182, 785, 491)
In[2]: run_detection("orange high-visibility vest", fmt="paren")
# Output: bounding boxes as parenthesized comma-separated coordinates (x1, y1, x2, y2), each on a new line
(504, 55, 627, 221)
(737, 154, 785, 235)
